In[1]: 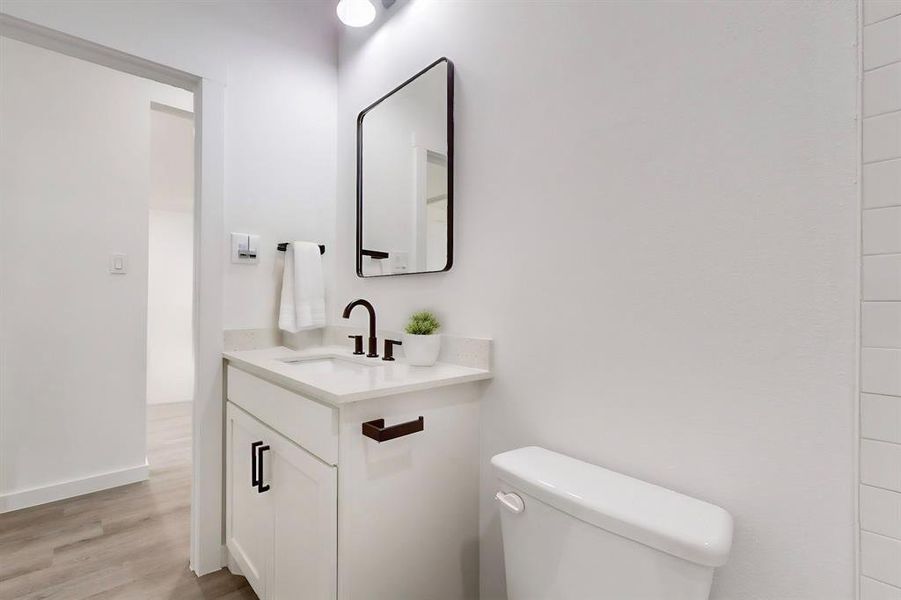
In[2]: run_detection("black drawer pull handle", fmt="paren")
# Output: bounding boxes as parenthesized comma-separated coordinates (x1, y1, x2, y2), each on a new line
(362, 417, 424, 443)
(257, 445, 270, 493)
(251, 441, 263, 487)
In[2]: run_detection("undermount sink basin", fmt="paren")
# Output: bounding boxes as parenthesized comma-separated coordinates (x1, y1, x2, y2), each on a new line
(279, 355, 379, 377)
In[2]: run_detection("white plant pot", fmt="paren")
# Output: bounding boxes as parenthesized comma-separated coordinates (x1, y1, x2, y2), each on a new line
(402, 333, 441, 366)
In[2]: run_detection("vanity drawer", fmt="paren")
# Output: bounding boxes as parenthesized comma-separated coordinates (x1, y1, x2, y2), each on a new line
(227, 366, 338, 465)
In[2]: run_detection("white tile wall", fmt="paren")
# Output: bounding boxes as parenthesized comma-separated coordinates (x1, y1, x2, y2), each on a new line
(865, 14, 901, 70)
(861, 531, 901, 587)
(847, 9, 899, 596)
(864, 159, 901, 208)
(864, 62, 901, 116)
(864, 207, 901, 254)
(863, 303, 901, 348)
(861, 439, 901, 492)
(862, 348, 901, 396)
(861, 485, 901, 538)
(863, 255, 901, 300)
(862, 393, 901, 443)
(863, 111, 901, 162)
(862, 576, 901, 600)
(865, 1, 901, 26)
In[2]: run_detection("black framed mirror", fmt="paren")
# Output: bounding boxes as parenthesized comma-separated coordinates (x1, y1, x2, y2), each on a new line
(356, 57, 454, 277)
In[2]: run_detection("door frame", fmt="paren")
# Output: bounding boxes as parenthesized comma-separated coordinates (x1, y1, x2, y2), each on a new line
(0, 13, 227, 576)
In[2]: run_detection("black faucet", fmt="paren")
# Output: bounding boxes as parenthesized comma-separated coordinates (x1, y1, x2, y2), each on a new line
(342, 299, 378, 357)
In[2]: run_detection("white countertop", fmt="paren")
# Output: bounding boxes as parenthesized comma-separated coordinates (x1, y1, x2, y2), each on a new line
(223, 345, 493, 406)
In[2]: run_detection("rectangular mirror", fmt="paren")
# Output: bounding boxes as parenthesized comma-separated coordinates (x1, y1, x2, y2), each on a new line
(356, 58, 454, 277)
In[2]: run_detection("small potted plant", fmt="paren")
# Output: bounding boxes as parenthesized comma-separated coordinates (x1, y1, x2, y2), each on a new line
(402, 311, 441, 366)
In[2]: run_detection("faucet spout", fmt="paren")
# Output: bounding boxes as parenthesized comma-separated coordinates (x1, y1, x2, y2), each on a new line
(342, 299, 378, 357)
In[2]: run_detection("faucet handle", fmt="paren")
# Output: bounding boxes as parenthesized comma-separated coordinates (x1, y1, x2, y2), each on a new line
(382, 339, 402, 362)
(348, 335, 364, 355)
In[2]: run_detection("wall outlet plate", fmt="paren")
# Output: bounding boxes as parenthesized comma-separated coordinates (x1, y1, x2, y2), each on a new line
(231, 233, 259, 264)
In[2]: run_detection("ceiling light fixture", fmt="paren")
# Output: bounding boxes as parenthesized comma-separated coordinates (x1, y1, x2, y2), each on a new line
(336, 0, 376, 27)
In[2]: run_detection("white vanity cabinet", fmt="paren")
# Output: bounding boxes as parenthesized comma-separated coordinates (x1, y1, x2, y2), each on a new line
(224, 362, 481, 600)
(226, 402, 338, 600)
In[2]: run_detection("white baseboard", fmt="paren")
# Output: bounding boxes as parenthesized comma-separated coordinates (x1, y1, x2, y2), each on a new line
(226, 549, 243, 577)
(0, 461, 149, 514)
(147, 397, 193, 405)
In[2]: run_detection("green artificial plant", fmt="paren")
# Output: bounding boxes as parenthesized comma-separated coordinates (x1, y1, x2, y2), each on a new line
(404, 311, 441, 335)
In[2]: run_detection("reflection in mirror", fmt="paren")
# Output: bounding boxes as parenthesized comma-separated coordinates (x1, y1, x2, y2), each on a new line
(424, 151, 448, 271)
(357, 58, 453, 277)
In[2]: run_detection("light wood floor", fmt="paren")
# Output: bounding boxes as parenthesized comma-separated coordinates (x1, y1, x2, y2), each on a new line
(0, 402, 257, 600)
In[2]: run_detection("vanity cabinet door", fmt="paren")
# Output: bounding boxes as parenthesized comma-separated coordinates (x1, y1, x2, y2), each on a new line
(269, 433, 338, 600)
(226, 403, 273, 599)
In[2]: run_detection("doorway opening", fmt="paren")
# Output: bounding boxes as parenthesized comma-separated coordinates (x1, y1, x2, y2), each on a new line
(0, 28, 239, 594)
(147, 100, 196, 515)
(148, 101, 195, 409)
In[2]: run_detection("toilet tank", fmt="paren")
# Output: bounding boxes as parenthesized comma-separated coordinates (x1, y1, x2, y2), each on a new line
(491, 447, 733, 600)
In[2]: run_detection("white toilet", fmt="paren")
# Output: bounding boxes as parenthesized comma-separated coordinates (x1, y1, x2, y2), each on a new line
(492, 447, 733, 600)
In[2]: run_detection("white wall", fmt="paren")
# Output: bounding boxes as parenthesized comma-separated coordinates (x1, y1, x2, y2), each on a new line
(337, 2, 859, 598)
(0, 38, 189, 508)
(0, 0, 339, 331)
(859, 1, 901, 596)
(148, 107, 194, 405)
(150, 105, 194, 213)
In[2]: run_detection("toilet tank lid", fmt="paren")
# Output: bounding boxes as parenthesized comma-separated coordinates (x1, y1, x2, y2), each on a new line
(491, 446, 733, 568)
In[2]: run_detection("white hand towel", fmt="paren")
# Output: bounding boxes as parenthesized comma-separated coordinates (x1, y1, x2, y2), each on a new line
(278, 241, 325, 332)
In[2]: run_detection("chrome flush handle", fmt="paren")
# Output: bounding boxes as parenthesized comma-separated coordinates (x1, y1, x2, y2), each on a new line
(495, 491, 525, 514)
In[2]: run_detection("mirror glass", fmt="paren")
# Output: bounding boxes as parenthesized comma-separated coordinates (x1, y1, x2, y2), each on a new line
(357, 58, 453, 277)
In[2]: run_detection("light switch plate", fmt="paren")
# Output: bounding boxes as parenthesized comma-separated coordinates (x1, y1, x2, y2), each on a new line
(390, 251, 409, 274)
(110, 254, 128, 275)
(109, 253, 127, 274)
(231, 233, 260, 264)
